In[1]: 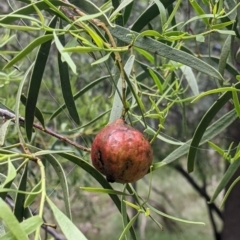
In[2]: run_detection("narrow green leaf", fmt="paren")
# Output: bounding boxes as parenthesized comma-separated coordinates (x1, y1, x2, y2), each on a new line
(147, 203, 205, 225)
(1, 216, 43, 240)
(3, 34, 53, 70)
(220, 176, 240, 208)
(21, 94, 45, 128)
(57, 152, 137, 240)
(148, 68, 163, 94)
(189, 0, 209, 26)
(110, 25, 223, 81)
(45, 154, 72, 219)
(109, 55, 135, 123)
(47, 197, 88, 240)
(180, 65, 199, 96)
(0, 198, 28, 240)
(50, 75, 108, 120)
(232, 89, 240, 118)
(91, 52, 111, 66)
(118, 213, 139, 240)
(187, 83, 240, 173)
(218, 35, 231, 76)
(80, 187, 133, 196)
(208, 141, 225, 156)
(131, 0, 175, 32)
(153, 0, 167, 31)
(152, 109, 237, 170)
(110, 0, 134, 21)
(54, 32, 77, 74)
(24, 181, 42, 208)
(0, 159, 16, 188)
(25, 16, 57, 141)
(210, 159, 240, 203)
(0, 119, 11, 146)
(14, 163, 28, 222)
(58, 22, 80, 125)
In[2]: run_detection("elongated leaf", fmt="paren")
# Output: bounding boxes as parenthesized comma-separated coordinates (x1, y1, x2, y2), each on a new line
(218, 35, 231, 76)
(20, 94, 45, 128)
(58, 152, 137, 240)
(80, 187, 132, 196)
(109, 25, 223, 80)
(131, 0, 175, 32)
(50, 75, 108, 120)
(0, 119, 11, 146)
(0, 159, 16, 188)
(118, 213, 139, 240)
(210, 159, 240, 203)
(0, 198, 28, 240)
(187, 82, 240, 173)
(14, 163, 28, 222)
(3, 34, 53, 69)
(47, 197, 88, 240)
(147, 203, 205, 225)
(58, 22, 80, 125)
(25, 16, 57, 141)
(152, 109, 237, 170)
(24, 181, 42, 208)
(109, 55, 135, 123)
(0, 1, 69, 25)
(180, 65, 199, 96)
(1, 216, 43, 240)
(45, 154, 72, 219)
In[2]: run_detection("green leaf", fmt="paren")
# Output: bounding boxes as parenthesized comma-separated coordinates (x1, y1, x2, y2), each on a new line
(20, 94, 45, 128)
(232, 90, 240, 118)
(50, 75, 108, 120)
(210, 159, 240, 203)
(218, 35, 231, 76)
(14, 163, 28, 222)
(45, 154, 72, 219)
(180, 65, 199, 96)
(153, 0, 167, 32)
(54, 32, 77, 74)
(58, 22, 80, 125)
(3, 34, 53, 70)
(118, 213, 139, 240)
(58, 152, 137, 240)
(187, 82, 240, 173)
(0, 119, 11, 146)
(0, 159, 16, 188)
(1, 216, 43, 240)
(147, 203, 205, 225)
(131, 0, 175, 32)
(109, 55, 135, 123)
(47, 197, 88, 240)
(80, 187, 133, 196)
(148, 68, 163, 94)
(152, 109, 237, 170)
(25, 16, 57, 141)
(109, 25, 223, 81)
(189, 0, 209, 26)
(110, 0, 134, 22)
(0, 198, 28, 240)
(24, 180, 42, 208)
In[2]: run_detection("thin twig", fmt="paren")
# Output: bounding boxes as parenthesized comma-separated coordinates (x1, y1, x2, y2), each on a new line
(0, 108, 91, 152)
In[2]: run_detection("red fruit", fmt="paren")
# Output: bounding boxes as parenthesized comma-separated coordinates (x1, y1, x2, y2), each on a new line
(91, 118, 153, 183)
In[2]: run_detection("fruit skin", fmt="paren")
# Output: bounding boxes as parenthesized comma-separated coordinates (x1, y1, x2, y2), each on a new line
(91, 118, 153, 183)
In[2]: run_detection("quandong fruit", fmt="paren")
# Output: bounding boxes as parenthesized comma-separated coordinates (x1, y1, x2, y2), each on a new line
(91, 118, 153, 183)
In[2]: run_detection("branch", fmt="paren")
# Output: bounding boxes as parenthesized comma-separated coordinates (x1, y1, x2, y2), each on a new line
(0, 108, 91, 153)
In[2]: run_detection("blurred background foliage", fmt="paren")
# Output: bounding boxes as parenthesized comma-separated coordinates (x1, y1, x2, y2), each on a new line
(1, 0, 240, 240)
